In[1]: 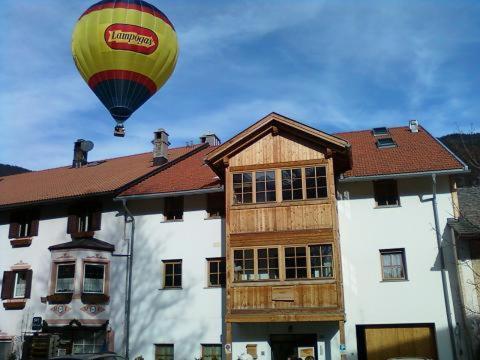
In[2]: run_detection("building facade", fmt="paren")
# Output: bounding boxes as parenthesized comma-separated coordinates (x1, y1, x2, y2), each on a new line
(0, 113, 470, 360)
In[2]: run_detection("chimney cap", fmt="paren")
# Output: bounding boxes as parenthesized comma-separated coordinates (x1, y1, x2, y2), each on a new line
(409, 119, 419, 133)
(200, 132, 221, 146)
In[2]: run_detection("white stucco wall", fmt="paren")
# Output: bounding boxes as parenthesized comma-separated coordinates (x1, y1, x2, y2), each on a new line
(337, 175, 457, 359)
(0, 202, 128, 356)
(127, 194, 225, 360)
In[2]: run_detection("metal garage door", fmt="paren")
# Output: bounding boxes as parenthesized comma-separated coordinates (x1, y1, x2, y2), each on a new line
(357, 324, 438, 360)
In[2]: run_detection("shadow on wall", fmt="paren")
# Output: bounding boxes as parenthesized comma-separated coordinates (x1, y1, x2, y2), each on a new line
(112, 214, 210, 359)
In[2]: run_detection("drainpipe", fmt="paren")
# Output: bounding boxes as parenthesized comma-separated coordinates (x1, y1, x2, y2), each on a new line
(432, 174, 458, 360)
(121, 199, 135, 360)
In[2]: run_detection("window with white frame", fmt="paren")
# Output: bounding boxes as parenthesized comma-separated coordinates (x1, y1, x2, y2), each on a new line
(83, 264, 105, 294)
(72, 330, 105, 354)
(13, 271, 27, 298)
(56, 263, 75, 293)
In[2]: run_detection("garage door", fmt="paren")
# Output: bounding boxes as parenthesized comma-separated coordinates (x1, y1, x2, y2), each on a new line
(357, 324, 438, 360)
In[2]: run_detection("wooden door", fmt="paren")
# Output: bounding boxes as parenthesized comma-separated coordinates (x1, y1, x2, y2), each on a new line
(359, 324, 437, 360)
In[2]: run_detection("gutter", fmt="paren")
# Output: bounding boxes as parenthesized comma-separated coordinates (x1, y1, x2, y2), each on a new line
(431, 174, 458, 360)
(339, 168, 469, 183)
(116, 186, 224, 201)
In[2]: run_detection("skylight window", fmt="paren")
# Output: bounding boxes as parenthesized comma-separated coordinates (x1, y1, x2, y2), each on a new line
(372, 127, 389, 136)
(376, 137, 396, 148)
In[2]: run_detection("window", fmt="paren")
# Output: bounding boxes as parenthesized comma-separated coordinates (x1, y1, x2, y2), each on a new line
(202, 344, 222, 360)
(233, 248, 279, 281)
(257, 248, 279, 280)
(380, 249, 407, 280)
(163, 260, 182, 288)
(233, 249, 254, 281)
(13, 272, 27, 298)
(0, 341, 12, 360)
(374, 180, 399, 207)
(255, 171, 276, 203)
(305, 166, 328, 199)
(208, 258, 226, 287)
(282, 168, 303, 200)
(376, 137, 396, 148)
(72, 330, 105, 354)
(8, 213, 39, 239)
(56, 263, 75, 293)
(1, 270, 32, 300)
(155, 344, 174, 360)
(285, 246, 308, 279)
(285, 245, 334, 280)
(207, 192, 225, 218)
(372, 127, 389, 136)
(233, 173, 253, 204)
(164, 197, 184, 221)
(309, 244, 333, 278)
(83, 264, 105, 294)
(67, 206, 101, 235)
(246, 344, 257, 359)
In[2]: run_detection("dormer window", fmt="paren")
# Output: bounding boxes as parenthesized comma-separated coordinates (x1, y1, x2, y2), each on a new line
(372, 127, 389, 136)
(376, 137, 396, 149)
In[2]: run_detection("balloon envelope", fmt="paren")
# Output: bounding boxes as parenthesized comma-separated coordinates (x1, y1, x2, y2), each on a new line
(72, 0, 178, 125)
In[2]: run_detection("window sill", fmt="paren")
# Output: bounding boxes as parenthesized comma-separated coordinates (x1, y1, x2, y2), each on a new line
(205, 215, 223, 220)
(46, 293, 73, 304)
(204, 285, 225, 289)
(161, 219, 184, 223)
(159, 287, 183, 290)
(231, 278, 336, 287)
(10, 237, 33, 248)
(232, 198, 330, 210)
(374, 204, 401, 209)
(380, 279, 409, 282)
(3, 299, 27, 310)
(71, 231, 95, 238)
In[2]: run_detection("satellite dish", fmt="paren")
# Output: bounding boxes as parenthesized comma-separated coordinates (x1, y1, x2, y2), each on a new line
(80, 140, 94, 152)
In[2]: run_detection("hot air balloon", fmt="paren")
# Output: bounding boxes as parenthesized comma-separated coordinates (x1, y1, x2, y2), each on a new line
(72, 0, 179, 137)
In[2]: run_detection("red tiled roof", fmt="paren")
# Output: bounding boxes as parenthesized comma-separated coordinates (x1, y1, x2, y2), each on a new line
(0, 145, 201, 207)
(119, 146, 221, 197)
(335, 126, 465, 178)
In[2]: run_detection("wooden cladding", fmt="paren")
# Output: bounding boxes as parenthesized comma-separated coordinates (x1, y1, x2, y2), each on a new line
(230, 202, 332, 234)
(230, 283, 338, 310)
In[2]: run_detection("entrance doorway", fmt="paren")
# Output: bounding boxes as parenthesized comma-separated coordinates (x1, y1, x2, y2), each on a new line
(270, 334, 317, 360)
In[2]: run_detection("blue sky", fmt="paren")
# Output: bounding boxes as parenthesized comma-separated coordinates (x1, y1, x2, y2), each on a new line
(1, 1, 479, 170)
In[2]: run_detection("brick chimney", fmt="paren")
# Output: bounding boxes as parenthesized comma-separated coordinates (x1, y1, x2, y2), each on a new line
(200, 132, 221, 146)
(153, 129, 169, 166)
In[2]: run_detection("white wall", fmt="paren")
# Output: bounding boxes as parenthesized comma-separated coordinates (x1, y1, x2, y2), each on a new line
(337, 175, 457, 359)
(0, 202, 128, 356)
(127, 194, 225, 360)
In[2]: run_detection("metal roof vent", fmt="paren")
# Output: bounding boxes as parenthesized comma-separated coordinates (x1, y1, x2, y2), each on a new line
(409, 119, 419, 133)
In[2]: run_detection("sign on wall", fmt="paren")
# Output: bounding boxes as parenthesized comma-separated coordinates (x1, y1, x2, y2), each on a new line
(32, 316, 42, 331)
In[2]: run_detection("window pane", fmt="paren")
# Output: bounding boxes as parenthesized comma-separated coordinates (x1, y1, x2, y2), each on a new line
(296, 247, 306, 256)
(174, 275, 182, 287)
(266, 171, 275, 181)
(268, 248, 278, 257)
(256, 192, 266, 203)
(243, 193, 252, 203)
(14, 272, 27, 298)
(84, 264, 104, 293)
(266, 181, 276, 191)
(174, 263, 181, 274)
(258, 249, 267, 258)
(285, 247, 295, 257)
(258, 258, 267, 269)
(165, 276, 173, 287)
(293, 189, 303, 200)
(256, 172, 266, 181)
(297, 268, 307, 278)
(305, 167, 315, 177)
(209, 261, 218, 273)
(210, 274, 218, 286)
(245, 249, 254, 259)
(296, 257, 306, 267)
(266, 191, 276, 202)
(243, 173, 252, 182)
(57, 264, 75, 293)
(306, 178, 316, 188)
(306, 188, 316, 199)
(310, 245, 320, 256)
(286, 268, 296, 279)
(282, 190, 291, 200)
(292, 169, 302, 178)
(155, 344, 174, 360)
(316, 167, 326, 176)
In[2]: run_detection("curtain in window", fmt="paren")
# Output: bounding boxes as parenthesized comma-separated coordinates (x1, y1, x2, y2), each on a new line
(382, 253, 403, 279)
(203, 345, 222, 360)
(57, 265, 75, 293)
(84, 265, 104, 293)
(155, 344, 174, 360)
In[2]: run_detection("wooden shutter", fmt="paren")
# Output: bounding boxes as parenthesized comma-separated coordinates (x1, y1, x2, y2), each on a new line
(29, 219, 39, 237)
(1, 271, 15, 299)
(90, 208, 102, 231)
(24, 270, 33, 299)
(8, 222, 19, 239)
(67, 214, 78, 234)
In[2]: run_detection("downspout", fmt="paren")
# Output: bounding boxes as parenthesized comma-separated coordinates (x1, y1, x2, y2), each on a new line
(432, 174, 458, 360)
(121, 198, 135, 360)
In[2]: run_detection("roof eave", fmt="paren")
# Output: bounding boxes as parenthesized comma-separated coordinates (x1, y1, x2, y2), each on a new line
(339, 168, 469, 183)
(116, 185, 224, 201)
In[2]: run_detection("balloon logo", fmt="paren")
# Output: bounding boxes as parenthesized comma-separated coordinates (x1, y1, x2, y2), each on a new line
(72, 0, 179, 137)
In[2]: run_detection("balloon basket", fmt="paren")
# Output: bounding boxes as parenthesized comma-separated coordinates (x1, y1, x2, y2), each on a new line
(114, 125, 125, 137)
